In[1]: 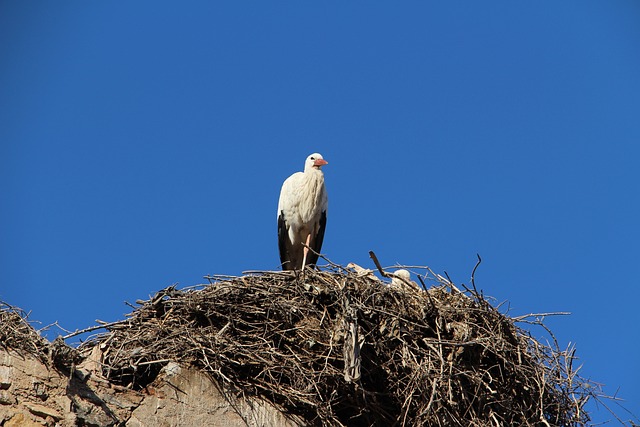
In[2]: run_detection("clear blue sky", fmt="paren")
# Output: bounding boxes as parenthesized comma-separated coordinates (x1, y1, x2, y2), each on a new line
(2, 2, 639, 424)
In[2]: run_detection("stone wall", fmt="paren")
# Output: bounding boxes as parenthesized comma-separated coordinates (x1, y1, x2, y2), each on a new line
(0, 350, 302, 427)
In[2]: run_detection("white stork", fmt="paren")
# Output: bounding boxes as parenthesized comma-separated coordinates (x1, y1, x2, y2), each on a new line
(277, 153, 328, 270)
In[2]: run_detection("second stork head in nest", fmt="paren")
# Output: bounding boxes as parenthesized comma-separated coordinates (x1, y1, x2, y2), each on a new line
(277, 153, 328, 270)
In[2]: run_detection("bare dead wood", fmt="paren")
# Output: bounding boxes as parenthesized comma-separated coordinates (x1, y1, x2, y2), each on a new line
(69, 266, 598, 426)
(2, 259, 616, 426)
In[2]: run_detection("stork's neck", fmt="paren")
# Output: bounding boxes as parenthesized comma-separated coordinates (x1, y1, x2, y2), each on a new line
(294, 167, 325, 224)
(304, 164, 324, 173)
(303, 166, 324, 183)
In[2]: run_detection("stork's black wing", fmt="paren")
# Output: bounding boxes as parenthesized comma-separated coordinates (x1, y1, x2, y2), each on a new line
(278, 211, 292, 270)
(307, 210, 327, 267)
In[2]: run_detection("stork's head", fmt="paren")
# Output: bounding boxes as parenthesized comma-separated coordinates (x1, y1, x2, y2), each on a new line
(305, 153, 328, 171)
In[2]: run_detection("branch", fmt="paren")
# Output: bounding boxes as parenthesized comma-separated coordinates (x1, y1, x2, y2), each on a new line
(62, 319, 130, 340)
(368, 251, 390, 278)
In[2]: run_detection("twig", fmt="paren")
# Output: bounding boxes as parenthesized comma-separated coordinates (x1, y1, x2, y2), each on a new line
(368, 250, 390, 278)
(62, 319, 130, 340)
(512, 312, 571, 322)
(471, 253, 482, 295)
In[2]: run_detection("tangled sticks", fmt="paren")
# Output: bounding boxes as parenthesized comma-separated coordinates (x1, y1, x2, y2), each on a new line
(0, 302, 50, 361)
(78, 266, 593, 426)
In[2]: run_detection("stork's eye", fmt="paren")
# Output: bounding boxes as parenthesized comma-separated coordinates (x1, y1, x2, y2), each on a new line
(310, 157, 315, 160)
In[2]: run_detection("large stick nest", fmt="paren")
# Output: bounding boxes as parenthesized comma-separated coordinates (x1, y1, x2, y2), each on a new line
(78, 266, 592, 426)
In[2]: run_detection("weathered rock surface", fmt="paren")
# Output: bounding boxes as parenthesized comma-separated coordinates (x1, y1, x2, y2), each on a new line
(0, 350, 302, 427)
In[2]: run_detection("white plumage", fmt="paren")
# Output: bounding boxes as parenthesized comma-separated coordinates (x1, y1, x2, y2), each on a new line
(391, 269, 420, 290)
(277, 153, 328, 270)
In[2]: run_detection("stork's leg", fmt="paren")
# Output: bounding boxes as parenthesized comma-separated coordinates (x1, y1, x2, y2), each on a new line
(301, 233, 311, 270)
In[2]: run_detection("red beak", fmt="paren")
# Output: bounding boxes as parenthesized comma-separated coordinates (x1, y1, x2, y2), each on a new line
(314, 158, 328, 167)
